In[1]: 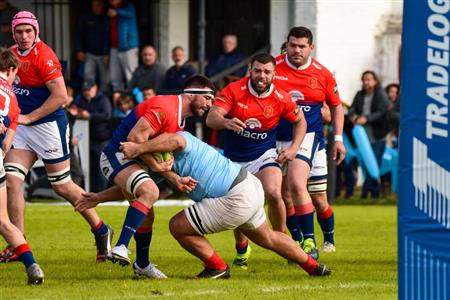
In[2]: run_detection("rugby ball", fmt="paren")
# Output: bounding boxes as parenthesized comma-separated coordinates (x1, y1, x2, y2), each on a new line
(152, 151, 173, 163)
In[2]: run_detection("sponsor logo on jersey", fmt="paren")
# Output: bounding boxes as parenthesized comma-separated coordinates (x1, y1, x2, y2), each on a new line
(289, 90, 304, 102)
(334, 84, 338, 94)
(12, 86, 30, 96)
(44, 148, 59, 154)
(46, 59, 54, 67)
(274, 75, 288, 81)
(274, 89, 284, 99)
(238, 118, 268, 139)
(13, 76, 20, 85)
(237, 102, 248, 109)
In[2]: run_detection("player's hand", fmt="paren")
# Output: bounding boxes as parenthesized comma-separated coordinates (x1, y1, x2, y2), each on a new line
(120, 141, 141, 159)
(276, 147, 297, 164)
(79, 110, 90, 119)
(356, 116, 368, 125)
(332, 141, 346, 165)
(148, 156, 174, 173)
(18, 114, 32, 125)
(0, 123, 6, 134)
(174, 176, 198, 193)
(224, 117, 246, 133)
(2, 138, 12, 154)
(74, 192, 100, 212)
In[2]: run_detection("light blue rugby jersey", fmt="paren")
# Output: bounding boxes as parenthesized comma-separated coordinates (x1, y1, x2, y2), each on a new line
(173, 131, 241, 202)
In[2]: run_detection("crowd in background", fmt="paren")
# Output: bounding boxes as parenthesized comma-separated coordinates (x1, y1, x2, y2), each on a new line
(0, 0, 400, 199)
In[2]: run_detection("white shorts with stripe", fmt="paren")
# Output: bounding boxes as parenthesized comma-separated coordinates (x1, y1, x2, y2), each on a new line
(277, 132, 328, 180)
(12, 119, 70, 164)
(184, 172, 266, 235)
(235, 148, 281, 175)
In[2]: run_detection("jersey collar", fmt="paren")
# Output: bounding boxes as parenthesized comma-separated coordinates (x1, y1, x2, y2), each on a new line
(285, 54, 312, 71)
(178, 95, 185, 128)
(247, 78, 274, 99)
(16, 38, 40, 57)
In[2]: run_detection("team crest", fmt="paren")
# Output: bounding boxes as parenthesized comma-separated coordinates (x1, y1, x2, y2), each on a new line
(158, 111, 166, 120)
(20, 61, 29, 72)
(308, 77, 318, 88)
(263, 106, 273, 118)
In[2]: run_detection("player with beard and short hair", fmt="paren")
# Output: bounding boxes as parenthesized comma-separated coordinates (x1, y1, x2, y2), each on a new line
(80, 75, 215, 279)
(206, 53, 307, 269)
(274, 26, 346, 258)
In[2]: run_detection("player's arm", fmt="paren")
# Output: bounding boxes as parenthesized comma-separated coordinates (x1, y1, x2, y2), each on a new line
(277, 110, 307, 163)
(329, 103, 346, 164)
(74, 185, 129, 212)
(206, 105, 246, 133)
(322, 103, 331, 123)
(19, 77, 67, 125)
(121, 133, 186, 159)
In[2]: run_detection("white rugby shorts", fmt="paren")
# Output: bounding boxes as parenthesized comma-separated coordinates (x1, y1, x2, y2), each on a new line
(12, 119, 70, 164)
(235, 148, 281, 175)
(184, 172, 266, 234)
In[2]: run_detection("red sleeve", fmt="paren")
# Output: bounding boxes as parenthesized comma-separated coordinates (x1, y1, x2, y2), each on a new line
(37, 47, 63, 83)
(141, 108, 165, 134)
(8, 94, 20, 131)
(213, 85, 234, 112)
(324, 71, 341, 106)
(281, 94, 300, 123)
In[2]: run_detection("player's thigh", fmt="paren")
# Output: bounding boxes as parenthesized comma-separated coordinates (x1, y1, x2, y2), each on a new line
(286, 159, 310, 192)
(256, 166, 283, 199)
(169, 210, 199, 237)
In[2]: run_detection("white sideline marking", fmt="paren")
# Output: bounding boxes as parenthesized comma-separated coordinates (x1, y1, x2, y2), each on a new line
(26, 199, 195, 207)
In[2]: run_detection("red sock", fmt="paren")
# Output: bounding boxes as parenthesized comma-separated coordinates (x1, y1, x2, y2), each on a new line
(300, 255, 318, 275)
(204, 252, 227, 271)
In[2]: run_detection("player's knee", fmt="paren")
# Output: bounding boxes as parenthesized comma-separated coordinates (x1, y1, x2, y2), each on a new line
(126, 170, 158, 206)
(5, 163, 28, 184)
(48, 167, 72, 190)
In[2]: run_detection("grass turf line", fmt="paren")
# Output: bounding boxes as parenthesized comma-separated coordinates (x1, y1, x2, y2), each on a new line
(0, 205, 397, 299)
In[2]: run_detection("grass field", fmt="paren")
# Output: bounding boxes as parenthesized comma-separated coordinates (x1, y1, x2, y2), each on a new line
(0, 203, 397, 299)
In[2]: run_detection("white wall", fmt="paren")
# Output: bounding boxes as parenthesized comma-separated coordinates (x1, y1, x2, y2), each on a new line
(271, 0, 403, 105)
(162, 0, 189, 68)
(316, 0, 402, 104)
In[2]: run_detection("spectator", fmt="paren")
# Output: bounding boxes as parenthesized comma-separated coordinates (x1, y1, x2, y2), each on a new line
(112, 90, 134, 119)
(71, 79, 112, 192)
(162, 46, 197, 93)
(75, 0, 110, 93)
(348, 70, 389, 199)
(142, 86, 156, 100)
(128, 45, 166, 92)
(385, 83, 400, 137)
(108, 0, 139, 91)
(205, 34, 247, 78)
(0, 0, 18, 47)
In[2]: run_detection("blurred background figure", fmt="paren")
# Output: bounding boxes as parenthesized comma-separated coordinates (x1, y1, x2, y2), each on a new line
(128, 45, 166, 92)
(162, 46, 197, 94)
(70, 79, 112, 192)
(75, 0, 110, 94)
(348, 70, 389, 199)
(0, 0, 18, 47)
(205, 34, 247, 79)
(108, 0, 139, 91)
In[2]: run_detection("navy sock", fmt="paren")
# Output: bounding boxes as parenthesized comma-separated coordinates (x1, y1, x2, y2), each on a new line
(134, 229, 153, 268)
(91, 221, 108, 237)
(317, 207, 335, 244)
(286, 214, 303, 242)
(116, 201, 149, 248)
(236, 240, 248, 254)
(15, 244, 36, 269)
(297, 212, 315, 242)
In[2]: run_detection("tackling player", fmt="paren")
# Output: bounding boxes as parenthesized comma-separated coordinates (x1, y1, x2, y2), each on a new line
(83, 75, 214, 278)
(275, 26, 346, 257)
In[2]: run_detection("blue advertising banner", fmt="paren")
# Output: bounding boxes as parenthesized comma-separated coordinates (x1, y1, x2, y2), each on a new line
(399, 1, 450, 299)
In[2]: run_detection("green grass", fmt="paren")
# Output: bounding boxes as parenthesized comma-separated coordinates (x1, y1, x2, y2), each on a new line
(0, 205, 397, 299)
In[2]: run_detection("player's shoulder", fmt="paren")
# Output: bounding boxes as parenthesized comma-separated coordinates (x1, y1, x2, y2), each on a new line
(272, 85, 292, 103)
(221, 77, 248, 97)
(310, 58, 334, 78)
